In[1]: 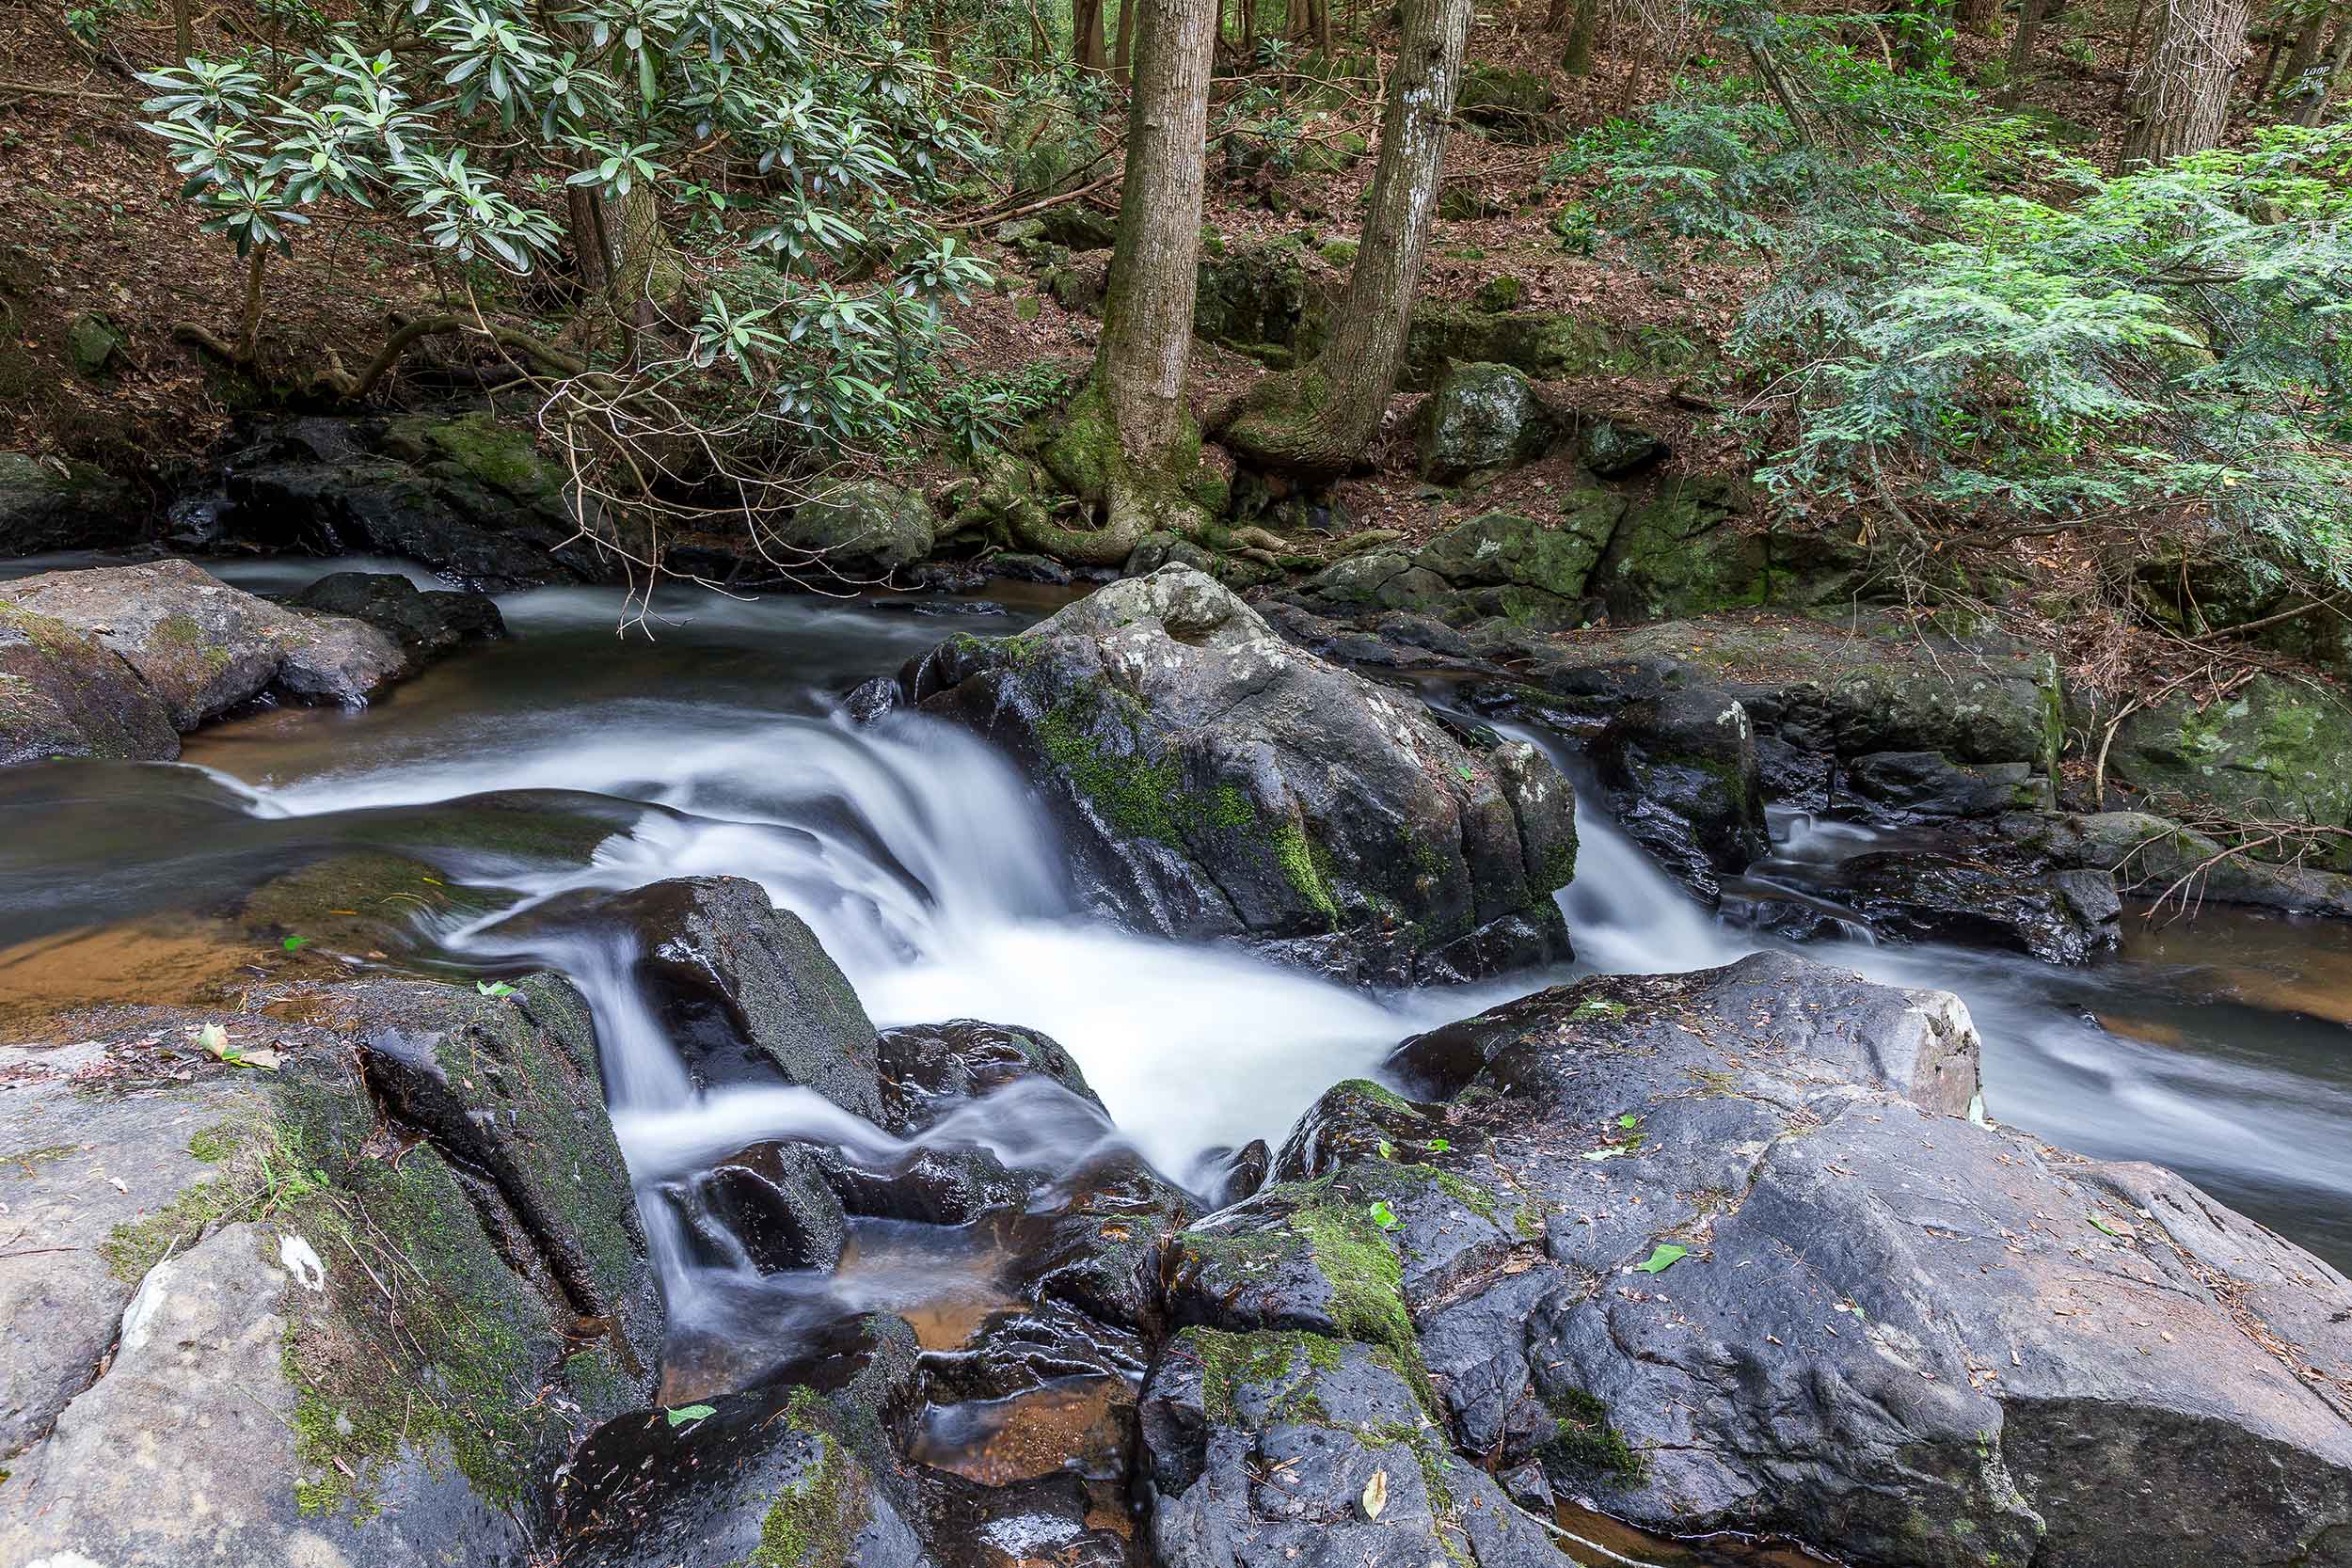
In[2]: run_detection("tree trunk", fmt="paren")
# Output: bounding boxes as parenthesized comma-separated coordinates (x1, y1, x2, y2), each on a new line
(1545, 0, 1569, 30)
(1563, 0, 1600, 72)
(2118, 0, 2251, 166)
(1114, 0, 1136, 82)
(2114, 0, 2152, 109)
(1216, 0, 1471, 481)
(566, 185, 613, 296)
(1025, 0, 1220, 563)
(1075, 0, 1110, 71)
(172, 0, 192, 57)
(1955, 0, 1996, 36)
(2276, 7, 2333, 106)
(1997, 0, 2042, 106)
(2298, 12, 2352, 120)
(238, 246, 267, 363)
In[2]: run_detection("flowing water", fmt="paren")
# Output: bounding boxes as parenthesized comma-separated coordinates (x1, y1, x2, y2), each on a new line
(5, 559, 2349, 1382)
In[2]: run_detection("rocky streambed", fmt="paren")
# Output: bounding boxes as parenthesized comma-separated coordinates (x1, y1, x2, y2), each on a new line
(2, 560, 2348, 1568)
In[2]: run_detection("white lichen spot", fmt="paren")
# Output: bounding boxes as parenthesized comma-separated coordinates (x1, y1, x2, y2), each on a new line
(278, 1232, 327, 1292)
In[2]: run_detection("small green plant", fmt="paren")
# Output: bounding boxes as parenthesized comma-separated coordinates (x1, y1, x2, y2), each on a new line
(1367, 1199, 1400, 1231)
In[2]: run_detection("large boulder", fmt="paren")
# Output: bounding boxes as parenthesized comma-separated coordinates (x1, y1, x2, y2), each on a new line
(205, 413, 605, 589)
(782, 481, 938, 577)
(1406, 496, 1626, 625)
(1587, 685, 1769, 902)
(1193, 239, 1332, 367)
(0, 969, 662, 1566)
(898, 566, 1580, 985)
(2106, 673, 2352, 870)
(2010, 809, 2352, 917)
(1149, 953, 2352, 1568)
(0, 597, 180, 765)
(2, 558, 405, 732)
(1413, 362, 1560, 483)
(0, 451, 139, 555)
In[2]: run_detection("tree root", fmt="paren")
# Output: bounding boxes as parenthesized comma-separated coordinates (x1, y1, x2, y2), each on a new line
(173, 314, 588, 404)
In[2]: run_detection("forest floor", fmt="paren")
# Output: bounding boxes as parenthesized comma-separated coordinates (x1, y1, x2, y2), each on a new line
(1, 0, 2151, 498)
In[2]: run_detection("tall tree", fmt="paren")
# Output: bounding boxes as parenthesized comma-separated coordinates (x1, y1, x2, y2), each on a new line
(2119, 0, 2251, 165)
(1075, 0, 1111, 71)
(1216, 0, 1473, 480)
(1955, 0, 1998, 36)
(2299, 12, 2352, 120)
(1563, 0, 1602, 74)
(1023, 0, 1221, 562)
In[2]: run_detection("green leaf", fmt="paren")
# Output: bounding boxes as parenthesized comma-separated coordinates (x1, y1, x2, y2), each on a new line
(1633, 1243, 1688, 1275)
(664, 1403, 716, 1427)
(1617, 1113, 1639, 1129)
(1368, 1200, 1400, 1231)
(476, 979, 517, 998)
(1425, 1137, 1451, 1154)
(281, 935, 307, 951)
(2087, 1213, 2129, 1239)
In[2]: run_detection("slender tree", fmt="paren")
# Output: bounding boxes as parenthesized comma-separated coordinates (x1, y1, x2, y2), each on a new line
(1955, 0, 1998, 36)
(2299, 11, 2352, 119)
(2119, 0, 2251, 166)
(1075, 0, 1111, 71)
(1997, 0, 2044, 106)
(1216, 0, 1473, 480)
(1021, 0, 1221, 562)
(1563, 0, 1602, 73)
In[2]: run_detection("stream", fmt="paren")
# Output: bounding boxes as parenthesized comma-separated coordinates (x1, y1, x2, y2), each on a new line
(5, 557, 2349, 1397)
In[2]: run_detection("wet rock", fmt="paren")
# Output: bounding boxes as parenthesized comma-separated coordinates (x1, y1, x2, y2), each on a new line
(1138, 1329, 1565, 1568)
(1829, 852, 2121, 964)
(1008, 1148, 1196, 1335)
(291, 570, 506, 672)
(988, 550, 1073, 585)
(1293, 550, 1452, 617)
(1190, 1138, 1271, 1211)
(211, 412, 602, 589)
(0, 451, 138, 554)
(1414, 362, 1559, 483)
(548, 876, 886, 1117)
(1323, 953, 2352, 1568)
(845, 673, 905, 723)
(901, 566, 1579, 986)
(915, 1469, 1125, 1568)
(817, 1143, 1031, 1227)
(687, 1140, 851, 1272)
(1589, 686, 1769, 903)
(558, 1379, 934, 1568)
(1846, 748, 2049, 819)
(2106, 673, 2352, 870)
(785, 482, 939, 577)
(0, 597, 180, 765)
(875, 1019, 1105, 1134)
(923, 1301, 1147, 1405)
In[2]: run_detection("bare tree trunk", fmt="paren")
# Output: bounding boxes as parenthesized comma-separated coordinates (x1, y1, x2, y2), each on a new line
(1955, 0, 1996, 36)
(1563, 0, 1600, 72)
(1216, 0, 1472, 481)
(1114, 0, 1136, 82)
(2299, 11, 2352, 119)
(1075, 0, 1110, 70)
(2119, 0, 2251, 166)
(1545, 0, 1569, 29)
(238, 246, 267, 363)
(1997, 0, 2043, 106)
(1023, 0, 1219, 563)
(172, 0, 192, 57)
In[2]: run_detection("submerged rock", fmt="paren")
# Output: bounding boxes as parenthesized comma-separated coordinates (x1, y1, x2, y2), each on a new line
(900, 565, 1579, 986)
(1143, 952, 2352, 1568)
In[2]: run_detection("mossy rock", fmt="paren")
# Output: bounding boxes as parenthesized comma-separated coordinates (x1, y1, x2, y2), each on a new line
(382, 413, 560, 504)
(1401, 306, 1708, 391)
(1455, 65, 1563, 143)
(1413, 362, 1561, 483)
(1193, 240, 1334, 363)
(782, 481, 938, 575)
(2107, 674, 2352, 868)
(0, 450, 138, 554)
